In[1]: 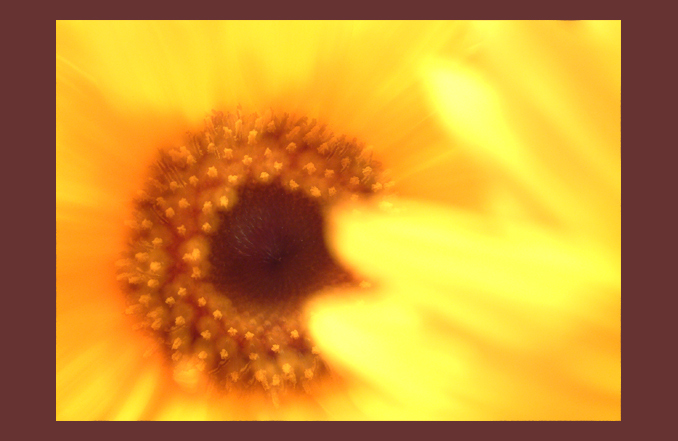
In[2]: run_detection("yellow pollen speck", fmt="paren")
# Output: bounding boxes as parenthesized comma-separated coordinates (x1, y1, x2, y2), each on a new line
(230, 372, 239, 382)
(165, 296, 175, 306)
(206, 142, 216, 153)
(242, 155, 253, 166)
(151, 318, 162, 330)
(149, 261, 162, 272)
(169, 182, 180, 191)
(290, 330, 299, 339)
(152, 238, 163, 247)
(198, 351, 208, 360)
(178, 198, 190, 208)
(289, 180, 299, 190)
(362, 166, 372, 177)
(139, 295, 151, 306)
(247, 130, 258, 145)
(271, 375, 281, 386)
(141, 219, 153, 229)
(207, 166, 218, 178)
(318, 143, 329, 155)
(219, 196, 229, 208)
(271, 344, 280, 353)
(282, 364, 292, 374)
(186, 155, 196, 166)
(191, 267, 202, 279)
(189, 176, 199, 186)
(220, 349, 229, 360)
(201, 330, 211, 340)
(202, 223, 212, 233)
(286, 142, 297, 153)
(273, 161, 283, 171)
(165, 207, 175, 218)
(260, 172, 270, 182)
(147, 279, 159, 288)
(223, 148, 233, 159)
(169, 150, 183, 164)
(328, 187, 337, 196)
(264, 148, 272, 158)
(175, 316, 185, 326)
(228, 175, 238, 184)
(227, 327, 237, 336)
(341, 157, 350, 169)
(213, 310, 223, 320)
(349, 177, 360, 185)
(304, 369, 314, 379)
(244, 331, 254, 341)
(135, 252, 149, 262)
(372, 182, 383, 191)
(255, 370, 266, 382)
(202, 201, 213, 214)
(249, 353, 259, 361)
(197, 297, 207, 307)
(177, 225, 187, 235)
(310, 187, 321, 198)
(324, 169, 335, 178)
(172, 338, 182, 350)
(177, 287, 187, 297)
(304, 162, 316, 174)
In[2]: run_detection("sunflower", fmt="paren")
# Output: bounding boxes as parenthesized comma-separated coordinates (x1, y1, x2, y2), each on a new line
(56, 20, 621, 420)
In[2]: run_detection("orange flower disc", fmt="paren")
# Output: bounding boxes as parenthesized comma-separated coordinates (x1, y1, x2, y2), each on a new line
(117, 108, 393, 395)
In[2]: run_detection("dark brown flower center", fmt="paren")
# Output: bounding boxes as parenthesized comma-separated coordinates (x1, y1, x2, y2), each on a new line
(209, 181, 352, 313)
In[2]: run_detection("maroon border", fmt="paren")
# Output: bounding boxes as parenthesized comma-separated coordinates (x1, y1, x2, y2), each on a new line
(42, 4, 647, 437)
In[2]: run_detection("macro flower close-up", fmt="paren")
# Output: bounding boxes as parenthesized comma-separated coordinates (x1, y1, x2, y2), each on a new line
(56, 20, 621, 420)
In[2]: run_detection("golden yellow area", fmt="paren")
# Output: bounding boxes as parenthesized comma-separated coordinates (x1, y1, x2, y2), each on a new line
(56, 21, 620, 420)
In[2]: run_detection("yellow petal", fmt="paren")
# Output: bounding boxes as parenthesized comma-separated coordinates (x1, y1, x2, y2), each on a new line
(422, 21, 620, 253)
(310, 199, 620, 420)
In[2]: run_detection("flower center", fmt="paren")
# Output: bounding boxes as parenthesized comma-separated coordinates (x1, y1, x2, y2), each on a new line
(209, 181, 352, 313)
(117, 108, 393, 395)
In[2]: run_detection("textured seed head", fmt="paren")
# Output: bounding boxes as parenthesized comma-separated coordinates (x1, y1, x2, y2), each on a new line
(118, 108, 394, 396)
